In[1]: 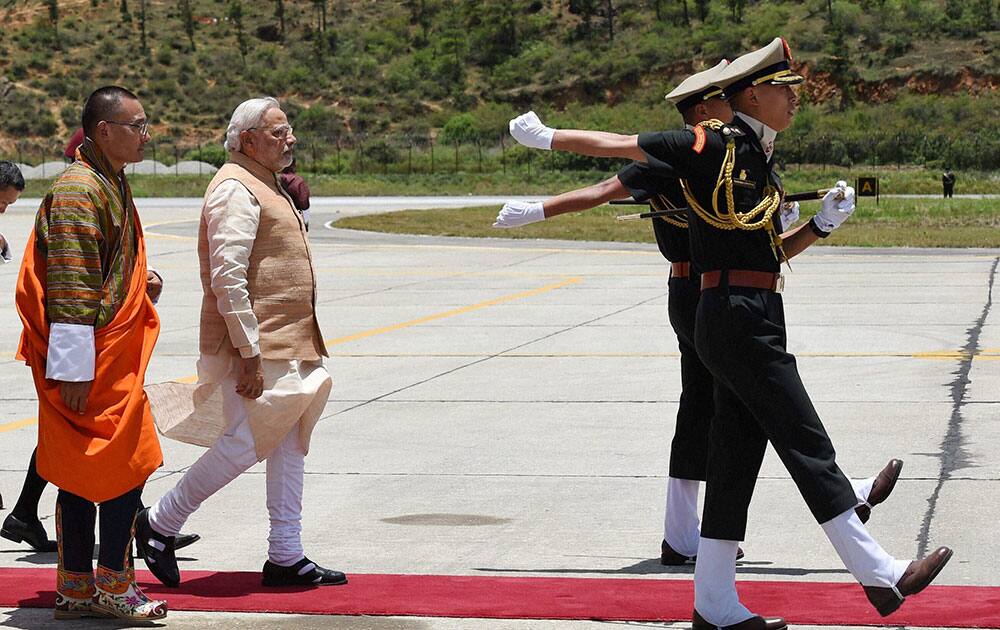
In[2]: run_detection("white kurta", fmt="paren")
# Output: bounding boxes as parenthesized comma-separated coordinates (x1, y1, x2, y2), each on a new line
(147, 178, 331, 565)
(149, 180, 331, 460)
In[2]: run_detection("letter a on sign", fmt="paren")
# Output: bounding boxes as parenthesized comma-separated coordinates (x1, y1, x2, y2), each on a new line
(856, 176, 879, 205)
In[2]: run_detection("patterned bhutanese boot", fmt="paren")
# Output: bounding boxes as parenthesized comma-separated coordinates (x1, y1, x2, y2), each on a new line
(54, 569, 104, 620)
(91, 565, 167, 621)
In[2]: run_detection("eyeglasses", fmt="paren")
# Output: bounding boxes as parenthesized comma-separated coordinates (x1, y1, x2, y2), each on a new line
(247, 124, 293, 140)
(106, 119, 150, 135)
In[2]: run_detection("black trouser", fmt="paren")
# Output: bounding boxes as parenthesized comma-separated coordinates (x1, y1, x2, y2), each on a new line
(694, 282, 857, 541)
(666, 273, 715, 481)
(56, 486, 142, 573)
(9, 448, 48, 520)
(943, 185, 954, 198)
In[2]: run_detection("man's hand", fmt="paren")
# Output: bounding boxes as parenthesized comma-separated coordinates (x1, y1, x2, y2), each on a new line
(779, 201, 800, 232)
(509, 111, 555, 150)
(235, 354, 264, 399)
(59, 380, 93, 414)
(146, 270, 163, 304)
(493, 201, 545, 228)
(814, 180, 856, 233)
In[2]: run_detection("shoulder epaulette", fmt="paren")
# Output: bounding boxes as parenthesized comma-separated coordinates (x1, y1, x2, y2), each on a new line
(694, 119, 744, 140)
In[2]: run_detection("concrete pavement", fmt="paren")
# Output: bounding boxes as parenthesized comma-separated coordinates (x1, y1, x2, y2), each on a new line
(1, 197, 997, 629)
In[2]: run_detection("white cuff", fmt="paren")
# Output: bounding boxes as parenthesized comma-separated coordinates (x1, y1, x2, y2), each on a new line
(46, 323, 96, 382)
(238, 342, 261, 358)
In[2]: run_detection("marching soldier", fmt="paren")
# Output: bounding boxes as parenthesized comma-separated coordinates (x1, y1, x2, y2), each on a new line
(496, 61, 754, 565)
(507, 37, 952, 629)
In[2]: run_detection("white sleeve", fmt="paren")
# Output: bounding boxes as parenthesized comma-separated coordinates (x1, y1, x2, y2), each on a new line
(46, 323, 96, 381)
(203, 180, 262, 358)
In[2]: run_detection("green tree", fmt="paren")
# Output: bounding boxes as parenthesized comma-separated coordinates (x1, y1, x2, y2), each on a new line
(569, 0, 598, 38)
(462, 0, 523, 67)
(727, 0, 744, 23)
(973, 0, 995, 27)
(228, 0, 248, 68)
(119, 0, 131, 24)
(138, 0, 148, 55)
(274, 0, 285, 38)
(179, 0, 195, 51)
(43, 0, 58, 44)
(694, 0, 708, 20)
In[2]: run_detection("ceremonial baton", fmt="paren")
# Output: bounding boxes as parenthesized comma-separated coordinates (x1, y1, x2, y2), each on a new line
(612, 188, 832, 222)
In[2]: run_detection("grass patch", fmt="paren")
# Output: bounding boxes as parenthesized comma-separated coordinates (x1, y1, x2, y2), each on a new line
(334, 197, 1000, 248)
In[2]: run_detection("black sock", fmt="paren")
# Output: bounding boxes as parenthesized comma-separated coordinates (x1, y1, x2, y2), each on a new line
(11, 449, 48, 521)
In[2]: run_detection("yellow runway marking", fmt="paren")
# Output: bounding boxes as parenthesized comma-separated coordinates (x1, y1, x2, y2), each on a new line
(0, 278, 582, 433)
(0, 417, 37, 433)
(323, 277, 582, 347)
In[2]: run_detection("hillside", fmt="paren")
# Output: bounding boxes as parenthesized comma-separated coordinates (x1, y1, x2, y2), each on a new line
(2, 0, 999, 170)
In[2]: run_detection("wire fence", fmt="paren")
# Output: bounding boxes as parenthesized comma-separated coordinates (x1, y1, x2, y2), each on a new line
(5, 128, 1000, 177)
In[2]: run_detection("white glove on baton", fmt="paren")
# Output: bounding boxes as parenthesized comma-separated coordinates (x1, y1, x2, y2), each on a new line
(814, 180, 856, 233)
(509, 111, 555, 150)
(493, 201, 545, 228)
(779, 201, 800, 232)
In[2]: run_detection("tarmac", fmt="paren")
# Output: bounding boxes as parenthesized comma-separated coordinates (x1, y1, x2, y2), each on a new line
(1, 196, 998, 630)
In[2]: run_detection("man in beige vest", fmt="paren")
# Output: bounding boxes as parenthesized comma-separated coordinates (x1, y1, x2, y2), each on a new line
(135, 97, 344, 588)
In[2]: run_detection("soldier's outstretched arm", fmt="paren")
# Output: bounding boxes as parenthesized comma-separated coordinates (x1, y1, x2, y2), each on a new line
(509, 111, 645, 161)
(493, 175, 630, 228)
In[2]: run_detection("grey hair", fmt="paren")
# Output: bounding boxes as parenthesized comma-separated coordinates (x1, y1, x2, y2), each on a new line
(223, 97, 281, 152)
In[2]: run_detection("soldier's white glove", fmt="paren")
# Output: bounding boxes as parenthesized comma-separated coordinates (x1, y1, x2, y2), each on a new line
(779, 201, 800, 231)
(813, 180, 856, 233)
(509, 111, 555, 150)
(493, 201, 545, 228)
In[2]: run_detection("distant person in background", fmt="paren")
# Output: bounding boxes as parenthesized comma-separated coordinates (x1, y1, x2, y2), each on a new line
(0, 162, 58, 555)
(280, 158, 311, 230)
(64, 128, 85, 162)
(942, 168, 956, 198)
(0, 161, 25, 262)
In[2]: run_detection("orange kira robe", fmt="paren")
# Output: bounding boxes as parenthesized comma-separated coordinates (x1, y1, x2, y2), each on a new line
(15, 222, 163, 504)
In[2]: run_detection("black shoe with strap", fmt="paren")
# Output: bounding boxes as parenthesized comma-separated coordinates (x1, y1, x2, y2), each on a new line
(1, 513, 57, 552)
(262, 557, 348, 587)
(661, 540, 745, 566)
(134, 508, 180, 587)
(174, 532, 201, 551)
(692, 609, 787, 629)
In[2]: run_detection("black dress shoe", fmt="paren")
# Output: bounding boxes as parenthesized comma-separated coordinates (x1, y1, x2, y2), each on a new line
(262, 557, 347, 587)
(1, 513, 57, 552)
(134, 508, 180, 587)
(174, 533, 201, 551)
(863, 546, 953, 616)
(692, 609, 787, 629)
(856, 459, 903, 524)
(661, 540, 745, 566)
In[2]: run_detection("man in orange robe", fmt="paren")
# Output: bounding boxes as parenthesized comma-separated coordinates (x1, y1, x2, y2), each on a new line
(15, 86, 166, 621)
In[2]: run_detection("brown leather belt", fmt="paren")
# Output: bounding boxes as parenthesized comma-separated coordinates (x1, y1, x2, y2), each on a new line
(701, 270, 784, 293)
(670, 262, 690, 279)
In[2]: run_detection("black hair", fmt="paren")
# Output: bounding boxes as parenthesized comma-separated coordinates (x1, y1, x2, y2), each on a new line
(81, 85, 140, 137)
(0, 161, 25, 191)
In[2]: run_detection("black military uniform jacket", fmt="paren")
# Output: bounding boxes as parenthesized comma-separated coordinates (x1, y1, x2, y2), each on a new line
(616, 162, 691, 265)
(637, 115, 784, 274)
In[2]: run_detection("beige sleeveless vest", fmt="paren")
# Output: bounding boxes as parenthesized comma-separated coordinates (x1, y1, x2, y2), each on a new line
(198, 151, 326, 360)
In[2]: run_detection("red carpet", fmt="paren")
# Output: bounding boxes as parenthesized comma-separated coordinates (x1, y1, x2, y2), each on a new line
(1, 568, 997, 627)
